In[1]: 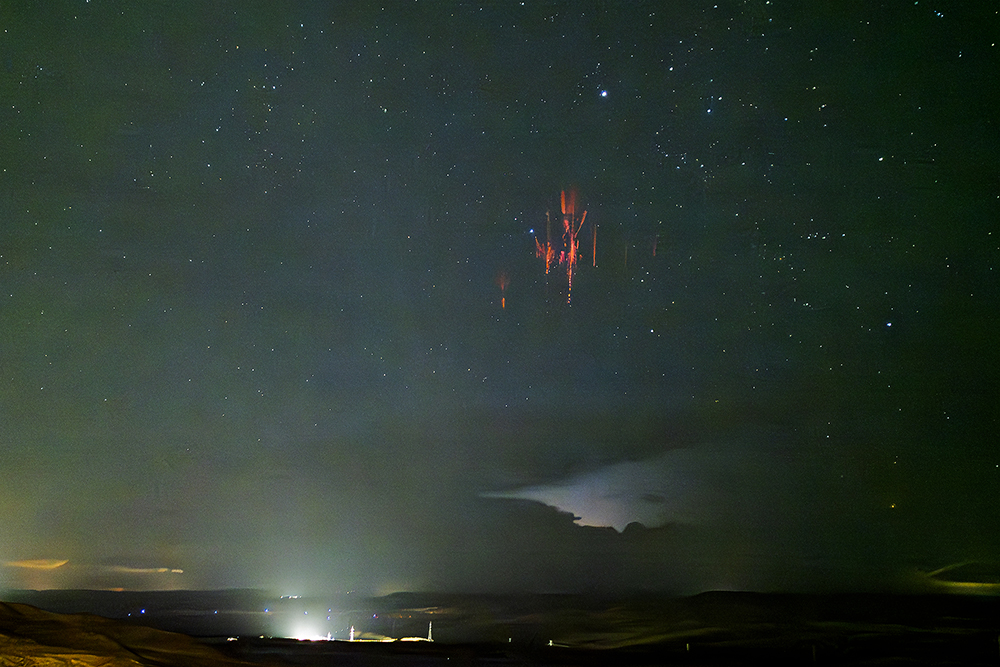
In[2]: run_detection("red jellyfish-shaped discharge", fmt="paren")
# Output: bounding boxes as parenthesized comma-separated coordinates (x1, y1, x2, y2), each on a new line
(532, 189, 593, 304)
(559, 189, 588, 304)
(496, 271, 509, 309)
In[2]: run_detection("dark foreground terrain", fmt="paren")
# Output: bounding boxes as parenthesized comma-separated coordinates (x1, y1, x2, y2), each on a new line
(2, 590, 998, 666)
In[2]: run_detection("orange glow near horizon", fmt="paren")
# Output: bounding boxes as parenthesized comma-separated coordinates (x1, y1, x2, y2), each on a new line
(4, 559, 69, 570)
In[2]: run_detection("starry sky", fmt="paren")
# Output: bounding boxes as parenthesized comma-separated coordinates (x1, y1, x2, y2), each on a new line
(1, 1, 998, 596)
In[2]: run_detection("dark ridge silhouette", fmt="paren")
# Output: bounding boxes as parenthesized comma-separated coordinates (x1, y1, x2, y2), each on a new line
(0, 601, 253, 667)
(4, 591, 1000, 665)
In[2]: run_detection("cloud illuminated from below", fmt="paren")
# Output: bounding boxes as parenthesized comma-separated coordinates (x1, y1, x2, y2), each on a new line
(483, 449, 713, 531)
(106, 566, 184, 574)
(4, 559, 69, 570)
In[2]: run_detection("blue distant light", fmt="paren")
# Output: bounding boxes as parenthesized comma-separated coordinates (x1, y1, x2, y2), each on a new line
(599, 90, 608, 98)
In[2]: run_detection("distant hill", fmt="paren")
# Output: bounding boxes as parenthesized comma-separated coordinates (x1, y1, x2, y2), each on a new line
(0, 601, 255, 667)
(3, 590, 1000, 665)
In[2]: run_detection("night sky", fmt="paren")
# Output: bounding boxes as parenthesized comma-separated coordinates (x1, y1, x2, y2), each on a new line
(2, 1, 998, 596)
